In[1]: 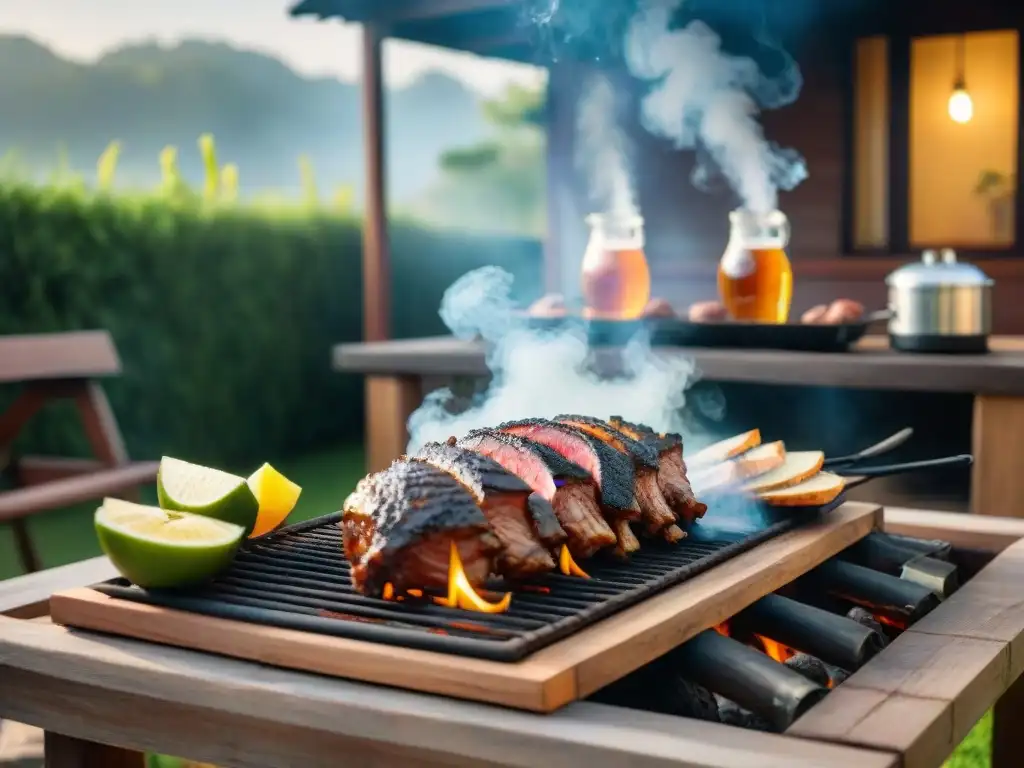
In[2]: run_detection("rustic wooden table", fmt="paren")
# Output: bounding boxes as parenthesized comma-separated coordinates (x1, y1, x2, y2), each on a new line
(333, 335, 1024, 517)
(3, 507, 1024, 768)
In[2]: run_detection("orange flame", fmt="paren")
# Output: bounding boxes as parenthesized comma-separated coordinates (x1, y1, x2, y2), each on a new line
(434, 541, 512, 614)
(559, 545, 590, 578)
(713, 622, 730, 637)
(873, 613, 907, 630)
(755, 634, 798, 664)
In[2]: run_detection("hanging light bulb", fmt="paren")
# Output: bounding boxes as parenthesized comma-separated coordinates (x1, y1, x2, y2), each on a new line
(948, 35, 973, 123)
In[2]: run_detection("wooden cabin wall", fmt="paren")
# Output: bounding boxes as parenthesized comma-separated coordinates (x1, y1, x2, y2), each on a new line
(545, 17, 1024, 333)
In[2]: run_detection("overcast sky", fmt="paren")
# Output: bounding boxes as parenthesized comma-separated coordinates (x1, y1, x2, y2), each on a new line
(0, 0, 547, 96)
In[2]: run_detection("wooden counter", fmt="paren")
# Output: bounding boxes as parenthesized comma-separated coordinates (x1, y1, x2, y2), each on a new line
(333, 335, 1024, 517)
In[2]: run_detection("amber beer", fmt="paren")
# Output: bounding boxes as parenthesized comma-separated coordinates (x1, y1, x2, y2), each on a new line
(580, 213, 651, 320)
(718, 209, 793, 324)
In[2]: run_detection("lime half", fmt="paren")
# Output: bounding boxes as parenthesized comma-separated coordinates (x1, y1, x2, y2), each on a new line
(95, 498, 244, 588)
(157, 456, 259, 536)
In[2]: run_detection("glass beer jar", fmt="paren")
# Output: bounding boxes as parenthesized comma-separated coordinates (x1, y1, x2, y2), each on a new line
(717, 208, 793, 324)
(580, 212, 651, 320)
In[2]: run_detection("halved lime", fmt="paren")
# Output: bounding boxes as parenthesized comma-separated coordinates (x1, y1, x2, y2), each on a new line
(95, 498, 244, 588)
(157, 456, 259, 536)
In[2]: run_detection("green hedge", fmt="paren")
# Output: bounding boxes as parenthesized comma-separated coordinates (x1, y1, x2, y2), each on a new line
(0, 183, 542, 469)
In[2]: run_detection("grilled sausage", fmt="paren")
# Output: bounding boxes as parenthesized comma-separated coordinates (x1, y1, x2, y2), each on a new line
(688, 301, 729, 323)
(800, 304, 829, 324)
(823, 299, 865, 324)
(643, 298, 677, 318)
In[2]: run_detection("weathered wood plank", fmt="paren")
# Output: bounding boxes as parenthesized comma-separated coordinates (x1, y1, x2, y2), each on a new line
(0, 633, 897, 768)
(0, 557, 116, 619)
(48, 503, 879, 712)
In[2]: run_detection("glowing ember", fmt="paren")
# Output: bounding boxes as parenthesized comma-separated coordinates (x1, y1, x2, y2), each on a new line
(435, 541, 512, 614)
(559, 545, 590, 578)
(872, 613, 906, 630)
(755, 634, 798, 664)
(712, 622, 730, 637)
(382, 583, 395, 601)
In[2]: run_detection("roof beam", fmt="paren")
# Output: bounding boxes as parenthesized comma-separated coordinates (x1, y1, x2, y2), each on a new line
(383, 0, 516, 23)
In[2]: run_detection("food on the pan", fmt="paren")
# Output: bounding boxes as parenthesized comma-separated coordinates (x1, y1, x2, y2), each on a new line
(742, 451, 826, 494)
(756, 471, 845, 507)
(801, 299, 866, 325)
(457, 430, 616, 559)
(94, 498, 245, 588)
(342, 459, 503, 596)
(800, 305, 829, 324)
(642, 298, 677, 318)
(412, 441, 558, 578)
(823, 299, 865, 324)
(690, 441, 786, 493)
(528, 292, 568, 318)
(157, 456, 260, 536)
(686, 430, 762, 470)
(687, 300, 730, 323)
(247, 463, 303, 538)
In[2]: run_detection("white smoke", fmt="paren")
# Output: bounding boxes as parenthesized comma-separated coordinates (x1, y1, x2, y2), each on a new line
(575, 72, 638, 218)
(406, 266, 696, 453)
(624, 0, 807, 213)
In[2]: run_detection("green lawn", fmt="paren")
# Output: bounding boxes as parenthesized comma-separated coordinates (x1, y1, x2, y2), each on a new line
(0, 444, 993, 766)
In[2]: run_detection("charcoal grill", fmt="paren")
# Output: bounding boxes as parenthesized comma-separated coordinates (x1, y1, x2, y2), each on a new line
(91, 498, 843, 662)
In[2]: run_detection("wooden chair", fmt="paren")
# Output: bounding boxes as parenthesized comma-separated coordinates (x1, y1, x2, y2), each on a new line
(0, 331, 158, 573)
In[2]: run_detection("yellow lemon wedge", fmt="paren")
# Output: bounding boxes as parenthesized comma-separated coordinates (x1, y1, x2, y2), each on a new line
(247, 463, 302, 538)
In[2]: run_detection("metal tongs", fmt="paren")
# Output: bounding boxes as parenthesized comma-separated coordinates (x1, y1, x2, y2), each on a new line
(824, 427, 972, 489)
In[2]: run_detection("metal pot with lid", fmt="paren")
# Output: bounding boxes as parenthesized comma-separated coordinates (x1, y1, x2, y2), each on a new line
(885, 249, 993, 354)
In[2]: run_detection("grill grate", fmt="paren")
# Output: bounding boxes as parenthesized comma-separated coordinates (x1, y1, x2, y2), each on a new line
(94, 499, 842, 662)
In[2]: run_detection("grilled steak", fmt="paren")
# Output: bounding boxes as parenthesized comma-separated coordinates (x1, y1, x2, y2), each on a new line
(413, 441, 556, 578)
(609, 416, 708, 524)
(458, 429, 616, 559)
(555, 414, 680, 538)
(342, 459, 502, 596)
(496, 418, 640, 517)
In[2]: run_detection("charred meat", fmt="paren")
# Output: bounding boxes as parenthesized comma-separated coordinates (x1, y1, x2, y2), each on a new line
(458, 429, 616, 559)
(609, 416, 708, 524)
(496, 418, 639, 517)
(555, 414, 680, 538)
(413, 440, 556, 578)
(342, 459, 502, 597)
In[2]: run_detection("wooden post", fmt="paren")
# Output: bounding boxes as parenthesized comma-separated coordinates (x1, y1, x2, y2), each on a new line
(360, 22, 390, 343)
(971, 395, 1024, 517)
(993, 672, 1024, 768)
(360, 23, 405, 471)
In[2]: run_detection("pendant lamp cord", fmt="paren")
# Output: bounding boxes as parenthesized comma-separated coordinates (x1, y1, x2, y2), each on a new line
(954, 35, 966, 89)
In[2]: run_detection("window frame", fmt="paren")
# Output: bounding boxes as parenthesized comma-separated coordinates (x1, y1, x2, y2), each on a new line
(844, 21, 1024, 258)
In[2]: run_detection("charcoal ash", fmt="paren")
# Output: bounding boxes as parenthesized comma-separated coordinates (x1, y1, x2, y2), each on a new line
(846, 606, 890, 644)
(715, 695, 773, 732)
(588, 656, 720, 722)
(825, 664, 850, 686)
(784, 653, 831, 688)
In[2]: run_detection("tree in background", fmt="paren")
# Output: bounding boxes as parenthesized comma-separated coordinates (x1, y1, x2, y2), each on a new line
(412, 83, 546, 236)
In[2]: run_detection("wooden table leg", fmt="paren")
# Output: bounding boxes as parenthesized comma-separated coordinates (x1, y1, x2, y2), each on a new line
(365, 375, 422, 473)
(993, 673, 1024, 767)
(74, 381, 140, 503)
(971, 395, 1024, 517)
(43, 732, 144, 768)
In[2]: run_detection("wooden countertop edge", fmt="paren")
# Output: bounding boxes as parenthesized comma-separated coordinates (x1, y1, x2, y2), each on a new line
(882, 507, 1024, 553)
(0, 556, 116, 618)
(331, 336, 1024, 395)
(0, 616, 896, 768)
